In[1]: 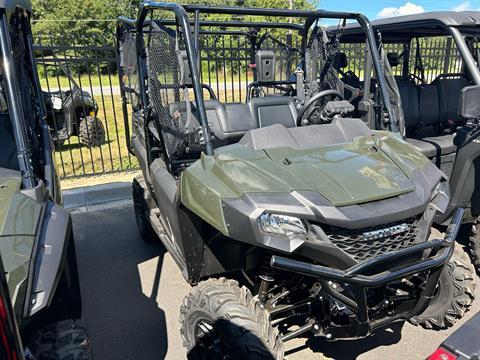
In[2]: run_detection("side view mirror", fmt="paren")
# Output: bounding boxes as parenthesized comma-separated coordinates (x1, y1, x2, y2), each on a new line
(458, 85, 480, 120)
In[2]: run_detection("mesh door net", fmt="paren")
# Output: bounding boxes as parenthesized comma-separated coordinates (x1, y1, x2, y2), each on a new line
(305, 29, 342, 98)
(146, 23, 200, 160)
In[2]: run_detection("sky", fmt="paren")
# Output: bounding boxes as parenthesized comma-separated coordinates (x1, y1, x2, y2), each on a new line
(318, 0, 480, 20)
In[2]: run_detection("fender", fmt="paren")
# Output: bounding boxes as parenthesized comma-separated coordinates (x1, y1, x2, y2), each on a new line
(442, 124, 480, 221)
(25, 201, 78, 317)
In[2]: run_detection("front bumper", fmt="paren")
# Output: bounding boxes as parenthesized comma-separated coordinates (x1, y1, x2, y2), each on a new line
(270, 207, 464, 340)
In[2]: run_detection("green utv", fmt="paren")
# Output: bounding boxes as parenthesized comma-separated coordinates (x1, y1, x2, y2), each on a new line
(118, 3, 474, 358)
(328, 12, 480, 273)
(0, 1, 90, 359)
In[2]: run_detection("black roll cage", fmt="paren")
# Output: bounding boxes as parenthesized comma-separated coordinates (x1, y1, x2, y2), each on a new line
(117, 2, 397, 169)
(336, 18, 480, 86)
(0, 6, 56, 191)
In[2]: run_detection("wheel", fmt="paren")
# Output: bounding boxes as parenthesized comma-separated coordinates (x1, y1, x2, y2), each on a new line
(468, 221, 480, 271)
(180, 278, 283, 360)
(132, 175, 157, 242)
(27, 320, 92, 360)
(78, 116, 105, 148)
(410, 245, 476, 329)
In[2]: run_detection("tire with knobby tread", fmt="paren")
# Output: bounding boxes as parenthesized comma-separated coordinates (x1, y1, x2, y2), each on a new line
(27, 319, 91, 360)
(180, 277, 284, 360)
(132, 176, 157, 242)
(410, 245, 476, 329)
(78, 116, 105, 148)
(469, 222, 480, 271)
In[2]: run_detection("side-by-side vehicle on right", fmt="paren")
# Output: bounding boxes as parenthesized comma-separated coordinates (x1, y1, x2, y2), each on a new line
(332, 11, 480, 272)
(119, 4, 476, 358)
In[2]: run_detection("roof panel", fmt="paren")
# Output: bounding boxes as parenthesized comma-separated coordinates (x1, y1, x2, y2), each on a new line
(328, 11, 480, 42)
(0, 0, 31, 12)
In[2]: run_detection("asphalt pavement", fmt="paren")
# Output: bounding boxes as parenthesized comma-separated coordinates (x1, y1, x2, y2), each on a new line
(72, 203, 480, 360)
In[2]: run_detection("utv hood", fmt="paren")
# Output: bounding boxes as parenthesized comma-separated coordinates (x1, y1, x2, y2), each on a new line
(181, 132, 436, 235)
(260, 146, 414, 206)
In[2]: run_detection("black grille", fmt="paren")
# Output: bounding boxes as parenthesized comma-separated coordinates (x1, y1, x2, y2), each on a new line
(326, 217, 420, 262)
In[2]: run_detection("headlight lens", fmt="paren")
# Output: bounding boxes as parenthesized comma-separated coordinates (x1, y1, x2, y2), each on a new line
(258, 212, 306, 236)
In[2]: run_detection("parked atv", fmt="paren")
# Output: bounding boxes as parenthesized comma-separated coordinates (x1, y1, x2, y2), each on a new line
(35, 52, 105, 148)
(0, 2, 91, 358)
(119, 4, 474, 358)
(330, 11, 480, 272)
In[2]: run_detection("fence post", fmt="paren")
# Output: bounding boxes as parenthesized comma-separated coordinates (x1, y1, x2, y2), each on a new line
(444, 37, 452, 74)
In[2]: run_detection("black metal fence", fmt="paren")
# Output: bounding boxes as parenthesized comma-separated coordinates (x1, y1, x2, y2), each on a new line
(196, 32, 300, 103)
(340, 37, 463, 83)
(36, 32, 466, 179)
(34, 34, 137, 179)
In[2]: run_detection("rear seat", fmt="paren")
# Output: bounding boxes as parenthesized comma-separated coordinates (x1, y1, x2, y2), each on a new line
(419, 84, 441, 129)
(435, 76, 469, 125)
(397, 79, 420, 129)
(398, 75, 468, 159)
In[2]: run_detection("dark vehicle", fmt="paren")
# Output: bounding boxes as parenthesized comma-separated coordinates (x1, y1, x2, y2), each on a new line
(428, 311, 480, 360)
(329, 12, 480, 273)
(0, 0, 90, 358)
(35, 52, 105, 148)
(118, 3, 474, 358)
(0, 250, 90, 360)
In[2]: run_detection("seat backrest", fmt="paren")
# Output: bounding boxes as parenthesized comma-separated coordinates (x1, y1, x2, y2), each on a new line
(249, 97, 297, 128)
(434, 76, 469, 124)
(222, 103, 256, 136)
(170, 97, 299, 149)
(202, 101, 256, 146)
(397, 79, 420, 129)
(194, 100, 252, 145)
(419, 84, 440, 127)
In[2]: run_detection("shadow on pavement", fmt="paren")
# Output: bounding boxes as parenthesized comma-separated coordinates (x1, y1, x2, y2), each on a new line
(285, 321, 404, 359)
(72, 205, 168, 360)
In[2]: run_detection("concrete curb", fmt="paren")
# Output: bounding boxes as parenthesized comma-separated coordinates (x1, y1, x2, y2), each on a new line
(63, 181, 132, 210)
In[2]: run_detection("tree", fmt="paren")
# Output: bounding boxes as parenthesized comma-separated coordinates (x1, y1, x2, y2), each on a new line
(32, 0, 132, 44)
(32, 0, 320, 43)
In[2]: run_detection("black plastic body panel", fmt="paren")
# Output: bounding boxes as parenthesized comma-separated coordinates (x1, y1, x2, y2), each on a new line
(441, 311, 480, 359)
(149, 160, 191, 277)
(26, 202, 79, 318)
(439, 124, 480, 222)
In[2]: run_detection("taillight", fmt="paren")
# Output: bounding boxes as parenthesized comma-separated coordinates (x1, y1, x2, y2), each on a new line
(428, 347, 457, 360)
(0, 297, 18, 360)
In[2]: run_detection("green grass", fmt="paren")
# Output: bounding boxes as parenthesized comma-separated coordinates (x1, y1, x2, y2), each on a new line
(39, 74, 119, 89)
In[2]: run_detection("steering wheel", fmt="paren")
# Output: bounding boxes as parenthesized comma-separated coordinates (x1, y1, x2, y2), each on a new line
(296, 89, 344, 126)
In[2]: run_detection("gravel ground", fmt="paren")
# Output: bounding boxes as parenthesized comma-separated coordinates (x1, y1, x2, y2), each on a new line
(72, 203, 480, 360)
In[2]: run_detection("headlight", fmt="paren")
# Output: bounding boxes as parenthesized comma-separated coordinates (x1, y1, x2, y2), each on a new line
(258, 213, 306, 236)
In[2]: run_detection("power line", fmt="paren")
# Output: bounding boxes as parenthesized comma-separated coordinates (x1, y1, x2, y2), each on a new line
(32, 19, 117, 22)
